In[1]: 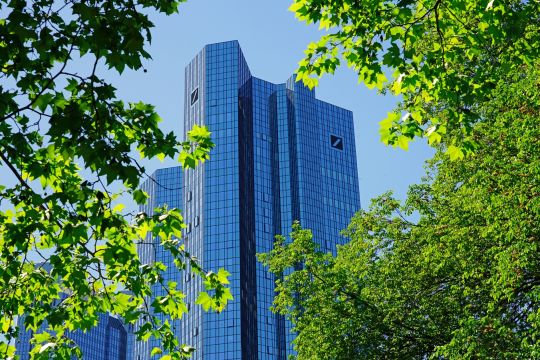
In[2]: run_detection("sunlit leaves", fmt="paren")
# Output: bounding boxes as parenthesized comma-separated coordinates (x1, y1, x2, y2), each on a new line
(261, 63, 540, 359)
(445, 145, 464, 161)
(0, 0, 226, 358)
(291, 0, 540, 155)
(195, 269, 233, 313)
(179, 125, 215, 169)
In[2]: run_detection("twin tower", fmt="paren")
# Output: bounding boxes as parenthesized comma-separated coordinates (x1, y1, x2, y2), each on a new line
(134, 41, 360, 360)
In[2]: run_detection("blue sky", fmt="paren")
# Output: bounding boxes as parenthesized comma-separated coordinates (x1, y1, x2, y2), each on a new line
(109, 0, 434, 205)
(0, 0, 434, 267)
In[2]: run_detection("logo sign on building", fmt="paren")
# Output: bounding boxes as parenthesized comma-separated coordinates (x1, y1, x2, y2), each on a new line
(330, 135, 343, 150)
(191, 88, 199, 105)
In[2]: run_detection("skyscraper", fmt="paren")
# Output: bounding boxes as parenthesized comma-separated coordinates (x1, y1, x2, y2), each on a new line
(132, 166, 183, 360)
(16, 312, 128, 360)
(15, 262, 129, 360)
(134, 40, 360, 359)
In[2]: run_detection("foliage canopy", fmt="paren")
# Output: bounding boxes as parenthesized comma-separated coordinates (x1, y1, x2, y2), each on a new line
(261, 62, 540, 358)
(0, 0, 231, 358)
(291, 0, 540, 155)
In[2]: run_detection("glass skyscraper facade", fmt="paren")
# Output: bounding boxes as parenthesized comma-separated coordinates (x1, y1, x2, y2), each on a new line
(132, 166, 184, 360)
(16, 312, 127, 360)
(181, 41, 360, 359)
(132, 40, 360, 359)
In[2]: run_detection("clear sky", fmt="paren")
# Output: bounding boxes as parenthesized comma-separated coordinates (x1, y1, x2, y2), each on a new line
(0, 0, 434, 207)
(105, 0, 434, 205)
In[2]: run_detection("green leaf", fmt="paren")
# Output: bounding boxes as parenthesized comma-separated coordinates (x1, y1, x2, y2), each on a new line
(427, 130, 442, 145)
(446, 145, 465, 160)
(187, 124, 211, 141)
(216, 268, 230, 285)
(133, 189, 149, 205)
(179, 152, 196, 169)
(33, 93, 54, 112)
(0, 317, 12, 333)
(195, 292, 213, 311)
(396, 136, 409, 151)
(289, 1, 304, 13)
(113, 203, 125, 213)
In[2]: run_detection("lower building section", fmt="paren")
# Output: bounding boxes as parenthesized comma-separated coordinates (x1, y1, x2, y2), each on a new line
(16, 313, 127, 360)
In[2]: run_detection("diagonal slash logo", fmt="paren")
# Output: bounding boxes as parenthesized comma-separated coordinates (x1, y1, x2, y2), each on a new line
(330, 135, 343, 150)
(191, 88, 199, 105)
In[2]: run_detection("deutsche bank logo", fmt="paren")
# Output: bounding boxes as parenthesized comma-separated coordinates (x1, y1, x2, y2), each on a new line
(330, 135, 343, 150)
(190, 88, 199, 105)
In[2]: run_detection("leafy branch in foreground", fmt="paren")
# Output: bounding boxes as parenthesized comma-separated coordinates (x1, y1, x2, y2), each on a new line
(261, 62, 540, 359)
(0, 0, 230, 358)
(290, 0, 540, 156)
